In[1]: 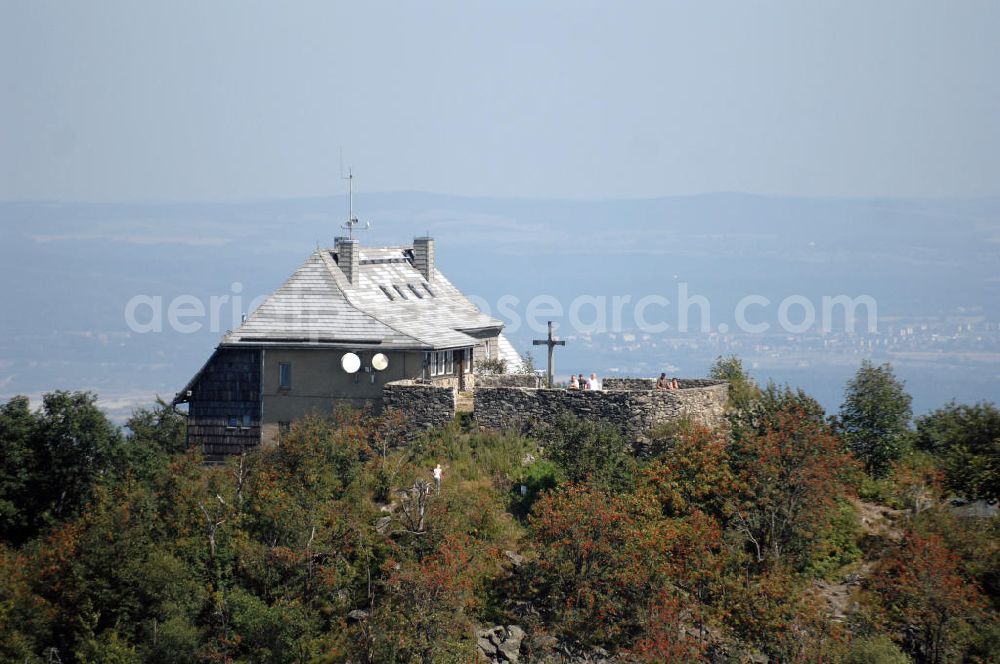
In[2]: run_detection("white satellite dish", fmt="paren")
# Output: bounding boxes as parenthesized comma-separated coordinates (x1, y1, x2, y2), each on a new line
(371, 353, 389, 371)
(341, 352, 361, 374)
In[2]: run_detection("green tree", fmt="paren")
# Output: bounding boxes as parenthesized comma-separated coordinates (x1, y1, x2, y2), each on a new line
(722, 564, 812, 660)
(0, 543, 38, 661)
(526, 484, 668, 646)
(640, 423, 733, 519)
(871, 530, 985, 664)
(34, 391, 124, 523)
(633, 590, 708, 662)
(839, 361, 912, 477)
(0, 396, 38, 541)
(96, 398, 190, 485)
(517, 351, 536, 375)
(541, 412, 635, 492)
(709, 354, 760, 411)
(510, 459, 562, 519)
(76, 630, 142, 664)
(0, 392, 125, 542)
(225, 587, 317, 664)
(125, 397, 187, 455)
(844, 634, 910, 664)
(915, 401, 1000, 502)
(475, 357, 508, 375)
(758, 381, 826, 425)
(727, 406, 857, 569)
(728, 381, 829, 445)
(371, 534, 481, 663)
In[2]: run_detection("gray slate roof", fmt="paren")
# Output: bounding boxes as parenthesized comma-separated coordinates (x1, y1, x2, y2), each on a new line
(226, 243, 505, 351)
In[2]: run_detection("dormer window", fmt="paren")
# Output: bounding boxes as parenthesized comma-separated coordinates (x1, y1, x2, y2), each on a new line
(393, 285, 409, 300)
(408, 283, 424, 299)
(379, 285, 395, 301)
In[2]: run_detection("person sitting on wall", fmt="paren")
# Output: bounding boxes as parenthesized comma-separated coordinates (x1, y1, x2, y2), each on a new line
(579, 373, 590, 390)
(671, 378, 680, 390)
(568, 374, 579, 390)
(589, 373, 602, 391)
(656, 373, 669, 390)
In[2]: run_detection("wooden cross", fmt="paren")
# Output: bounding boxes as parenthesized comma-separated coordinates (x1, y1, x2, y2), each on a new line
(532, 320, 565, 388)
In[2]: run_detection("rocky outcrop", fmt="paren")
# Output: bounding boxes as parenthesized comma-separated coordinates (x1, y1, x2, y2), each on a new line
(478, 625, 525, 663)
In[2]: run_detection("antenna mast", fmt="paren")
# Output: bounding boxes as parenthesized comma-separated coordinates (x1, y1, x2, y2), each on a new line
(342, 168, 361, 239)
(339, 157, 371, 240)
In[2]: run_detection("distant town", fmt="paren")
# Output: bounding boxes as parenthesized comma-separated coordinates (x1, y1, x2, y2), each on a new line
(523, 311, 1000, 414)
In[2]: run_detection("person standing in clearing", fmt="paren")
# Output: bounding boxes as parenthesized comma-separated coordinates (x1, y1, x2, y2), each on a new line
(433, 464, 443, 492)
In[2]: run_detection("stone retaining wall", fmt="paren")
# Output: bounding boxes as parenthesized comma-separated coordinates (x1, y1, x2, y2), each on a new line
(603, 377, 724, 391)
(475, 374, 543, 389)
(474, 379, 728, 441)
(382, 380, 456, 432)
(602, 377, 656, 391)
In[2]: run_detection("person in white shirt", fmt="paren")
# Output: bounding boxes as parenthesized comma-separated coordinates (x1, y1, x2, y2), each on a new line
(433, 464, 443, 492)
(589, 373, 602, 391)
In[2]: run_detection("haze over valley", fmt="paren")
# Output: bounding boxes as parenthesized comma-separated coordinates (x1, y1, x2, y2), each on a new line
(2, 192, 997, 420)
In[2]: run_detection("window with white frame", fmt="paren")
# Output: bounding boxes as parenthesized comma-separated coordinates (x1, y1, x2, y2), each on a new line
(426, 350, 455, 377)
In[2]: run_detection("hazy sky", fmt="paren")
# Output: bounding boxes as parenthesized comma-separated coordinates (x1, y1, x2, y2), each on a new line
(2, 1, 999, 202)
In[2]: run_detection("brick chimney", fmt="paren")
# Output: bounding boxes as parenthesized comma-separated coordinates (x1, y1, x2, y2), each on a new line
(335, 236, 359, 285)
(412, 236, 434, 282)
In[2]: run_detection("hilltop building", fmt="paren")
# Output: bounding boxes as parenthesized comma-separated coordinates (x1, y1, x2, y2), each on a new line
(173, 236, 521, 457)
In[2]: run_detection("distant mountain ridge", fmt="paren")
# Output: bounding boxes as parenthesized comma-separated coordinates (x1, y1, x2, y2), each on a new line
(1, 192, 998, 419)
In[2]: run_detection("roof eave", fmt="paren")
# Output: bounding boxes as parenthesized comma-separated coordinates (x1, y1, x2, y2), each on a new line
(221, 340, 424, 351)
(172, 347, 220, 405)
(455, 323, 504, 335)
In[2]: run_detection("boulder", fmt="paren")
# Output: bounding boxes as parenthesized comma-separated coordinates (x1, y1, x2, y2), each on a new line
(497, 639, 520, 662)
(475, 624, 524, 663)
(477, 635, 497, 658)
(375, 515, 392, 533)
(504, 550, 525, 568)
